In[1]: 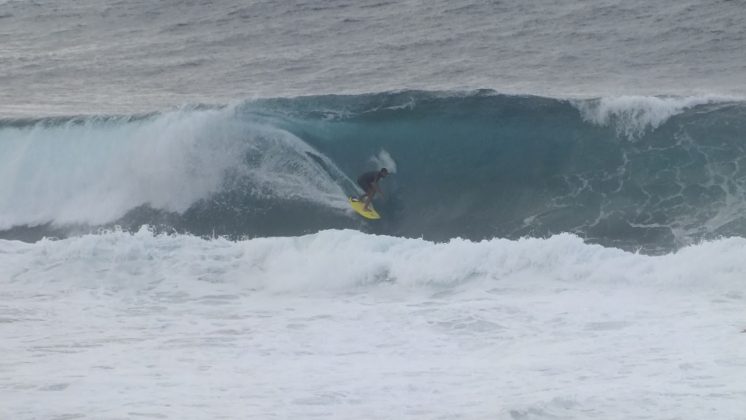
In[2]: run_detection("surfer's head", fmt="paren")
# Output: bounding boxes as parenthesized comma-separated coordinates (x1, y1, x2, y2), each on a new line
(379, 168, 389, 177)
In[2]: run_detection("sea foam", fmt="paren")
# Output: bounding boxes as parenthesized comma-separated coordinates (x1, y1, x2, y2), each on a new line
(3, 228, 744, 294)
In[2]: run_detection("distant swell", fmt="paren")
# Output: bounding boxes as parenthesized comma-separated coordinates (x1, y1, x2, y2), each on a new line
(1, 90, 745, 252)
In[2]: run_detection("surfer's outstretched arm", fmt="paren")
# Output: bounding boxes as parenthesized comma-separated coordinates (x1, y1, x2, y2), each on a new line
(374, 182, 384, 197)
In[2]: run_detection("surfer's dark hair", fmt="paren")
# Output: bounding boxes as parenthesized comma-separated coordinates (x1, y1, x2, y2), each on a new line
(380, 168, 389, 175)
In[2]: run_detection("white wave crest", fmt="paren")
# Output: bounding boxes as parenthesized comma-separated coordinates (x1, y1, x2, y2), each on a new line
(573, 96, 724, 140)
(0, 109, 350, 229)
(2, 228, 744, 419)
(2, 228, 744, 294)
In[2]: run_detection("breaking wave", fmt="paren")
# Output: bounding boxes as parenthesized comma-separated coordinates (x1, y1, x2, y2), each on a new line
(1, 90, 745, 252)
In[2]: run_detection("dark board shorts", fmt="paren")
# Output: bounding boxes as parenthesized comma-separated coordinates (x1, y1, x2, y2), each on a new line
(357, 179, 374, 192)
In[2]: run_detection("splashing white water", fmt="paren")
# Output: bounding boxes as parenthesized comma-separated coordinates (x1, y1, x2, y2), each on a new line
(369, 149, 398, 173)
(0, 109, 350, 229)
(3, 227, 745, 293)
(573, 95, 724, 140)
(1, 229, 745, 419)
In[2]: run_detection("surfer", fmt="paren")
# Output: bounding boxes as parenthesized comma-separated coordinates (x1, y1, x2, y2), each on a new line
(356, 168, 389, 211)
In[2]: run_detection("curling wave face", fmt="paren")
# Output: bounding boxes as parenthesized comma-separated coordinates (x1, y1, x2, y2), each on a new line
(1, 91, 745, 252)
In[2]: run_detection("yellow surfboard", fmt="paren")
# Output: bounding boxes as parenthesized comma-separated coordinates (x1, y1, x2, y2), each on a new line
(348, 197, 381, 219)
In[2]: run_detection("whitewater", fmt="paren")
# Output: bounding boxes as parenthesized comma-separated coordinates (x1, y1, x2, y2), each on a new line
(2, 228, 745, 419)
(2, 0, 746, 419)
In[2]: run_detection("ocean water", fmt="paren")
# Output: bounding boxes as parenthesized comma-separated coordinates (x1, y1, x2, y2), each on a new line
(1, 1, 745, 419)
(1, 0, 745, 116)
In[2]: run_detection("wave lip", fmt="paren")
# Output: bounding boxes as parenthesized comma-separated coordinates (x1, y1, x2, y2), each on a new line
(572, 95, 732, 140)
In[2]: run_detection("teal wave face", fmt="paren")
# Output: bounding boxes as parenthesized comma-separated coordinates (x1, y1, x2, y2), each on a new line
(2, 91, 745, 252)
(237, 92, 746, 252)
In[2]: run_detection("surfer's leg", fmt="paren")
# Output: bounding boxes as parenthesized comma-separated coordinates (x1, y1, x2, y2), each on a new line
(363, 187, 375, 210)
(356, 181, 370, 202)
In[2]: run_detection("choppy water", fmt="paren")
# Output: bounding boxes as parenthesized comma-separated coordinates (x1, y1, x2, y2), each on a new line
(1, 0, 745, 116)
